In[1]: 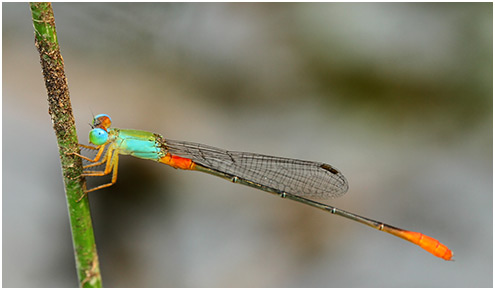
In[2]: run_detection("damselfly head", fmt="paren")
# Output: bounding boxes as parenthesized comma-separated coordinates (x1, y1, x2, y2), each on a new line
(92, 114, 112, 131)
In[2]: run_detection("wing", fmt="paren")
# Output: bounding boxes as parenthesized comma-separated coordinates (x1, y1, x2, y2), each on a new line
(162, 139, 349, 199)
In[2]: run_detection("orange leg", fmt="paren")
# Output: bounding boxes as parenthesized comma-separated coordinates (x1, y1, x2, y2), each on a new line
(82, 148, 120, 193)
(71, 143, 107, 164)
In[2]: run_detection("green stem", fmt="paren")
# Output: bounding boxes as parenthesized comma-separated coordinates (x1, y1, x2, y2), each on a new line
(29, 3, 102, 287)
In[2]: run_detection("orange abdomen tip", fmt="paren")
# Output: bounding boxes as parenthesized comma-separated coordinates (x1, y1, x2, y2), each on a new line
(401, 230, 453, 261)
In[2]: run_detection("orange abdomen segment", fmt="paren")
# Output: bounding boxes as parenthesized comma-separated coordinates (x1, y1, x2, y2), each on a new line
(390, 229, 453, 260)
(159, 153, 196, 170)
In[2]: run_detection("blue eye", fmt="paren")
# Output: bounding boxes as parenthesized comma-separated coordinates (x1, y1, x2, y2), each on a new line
(89, 128, 108, 145)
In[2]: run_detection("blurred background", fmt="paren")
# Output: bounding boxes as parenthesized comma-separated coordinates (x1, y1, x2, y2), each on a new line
(3, 3, 492, 287)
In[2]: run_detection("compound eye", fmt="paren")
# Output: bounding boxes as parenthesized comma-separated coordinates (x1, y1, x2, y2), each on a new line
(92, 114, 112, 130)
(89, 128, 108, 145)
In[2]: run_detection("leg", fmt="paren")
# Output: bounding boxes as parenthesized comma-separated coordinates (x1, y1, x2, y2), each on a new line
(84, 148, 120, 193)
(71, 144, 107, 163)
(83, 151, 119, 193)
(79, 143, 99, 150)
(82, 146, 115, 176)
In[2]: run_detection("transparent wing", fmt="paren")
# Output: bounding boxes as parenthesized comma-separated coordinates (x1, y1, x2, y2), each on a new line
(163, 139, 349, 199)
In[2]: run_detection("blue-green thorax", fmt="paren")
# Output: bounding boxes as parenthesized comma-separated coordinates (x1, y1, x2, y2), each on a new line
(90, 127, 163, 161)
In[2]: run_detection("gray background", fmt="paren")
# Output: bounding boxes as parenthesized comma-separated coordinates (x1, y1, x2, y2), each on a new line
(3, 3, 492, 287)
